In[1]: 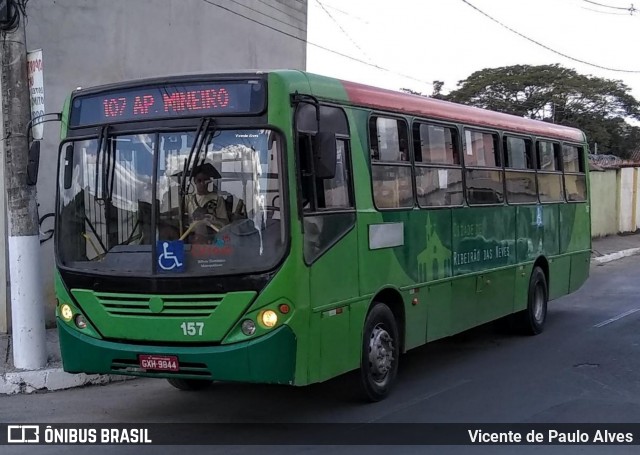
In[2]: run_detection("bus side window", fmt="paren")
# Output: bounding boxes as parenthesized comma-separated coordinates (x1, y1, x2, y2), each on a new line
(464, 129, 503, 205)
(320, 140, 351, 209)
(537, 141, 564, 202)
(295, 104, 355, 264)
(297, 134, 315, 209)
(413, 122, 463, 207)
(562, 144, 587, 202)
(504, 136, 537, 204)
(370, 116, 413, 209)
(296, 104, 352, 212)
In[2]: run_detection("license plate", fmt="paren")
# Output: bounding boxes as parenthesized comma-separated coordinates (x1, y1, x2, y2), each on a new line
(139, 354, 179, 372)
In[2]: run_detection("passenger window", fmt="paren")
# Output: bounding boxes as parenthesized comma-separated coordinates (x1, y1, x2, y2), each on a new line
(504, 137, 532, 170)
(370, 116, 413, 209)
(415, 124, 459, 165)
(464, 129, 503, 205)
(413, 122, 463, 207)
(562, 144, 587, 202)
(504, 136, 537, 204)
(465, 130, 500, 167)
(562, 144, 583, 173)
(536, 141, 564, 202)
(537, 141, 561, 171)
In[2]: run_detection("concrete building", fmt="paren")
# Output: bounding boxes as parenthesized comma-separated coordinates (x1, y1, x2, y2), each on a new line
(0, 0, 307, 332)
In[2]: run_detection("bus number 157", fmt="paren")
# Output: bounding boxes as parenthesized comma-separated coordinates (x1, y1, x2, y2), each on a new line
(180, 322, 204, 336)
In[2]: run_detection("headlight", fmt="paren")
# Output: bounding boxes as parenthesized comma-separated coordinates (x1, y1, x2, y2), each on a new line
(261, 310, 278, 328)
(60, 304, 73, 322)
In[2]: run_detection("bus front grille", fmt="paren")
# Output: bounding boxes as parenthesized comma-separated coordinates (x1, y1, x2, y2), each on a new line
(96, 294, 223, 318)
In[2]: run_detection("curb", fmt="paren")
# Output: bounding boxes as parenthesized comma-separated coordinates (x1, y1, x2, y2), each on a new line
(0, 367, 132, 395)
(591, 247, 640, 265)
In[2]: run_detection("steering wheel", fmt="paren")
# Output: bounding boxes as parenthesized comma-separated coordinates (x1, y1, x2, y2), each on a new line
(216, 218, 257, 236)
(179, 217, 220, 241)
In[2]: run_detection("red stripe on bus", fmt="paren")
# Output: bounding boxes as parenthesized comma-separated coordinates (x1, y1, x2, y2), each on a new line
(341, 80, 584, 143)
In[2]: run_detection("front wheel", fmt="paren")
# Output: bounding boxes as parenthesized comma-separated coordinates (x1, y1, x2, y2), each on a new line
(359, 303, 400, 402)
(515, 266, 548, 335)
(167, 378, 213, 391)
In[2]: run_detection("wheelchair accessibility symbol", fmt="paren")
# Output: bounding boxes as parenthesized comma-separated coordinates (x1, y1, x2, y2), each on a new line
(157, 240, 185, 272)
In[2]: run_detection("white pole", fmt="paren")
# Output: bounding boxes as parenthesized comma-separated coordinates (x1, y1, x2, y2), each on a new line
(9, 236, 46, 369)
(1, 4, 46, 369)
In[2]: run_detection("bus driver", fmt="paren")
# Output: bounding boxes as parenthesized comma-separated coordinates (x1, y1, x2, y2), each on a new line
(185, 163, 230, 238)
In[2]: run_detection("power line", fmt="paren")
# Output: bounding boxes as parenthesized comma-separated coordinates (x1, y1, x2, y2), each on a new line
(222, 0, 307, 33)
(313, 1, 370, 24)
(461, 0, 640, 73)
(314, 0, 373, 62)
(256, 0, 307, 25)
(583, 0, 637, 13)
(201, 0, 441, 90)
(582, 6, 633, 14)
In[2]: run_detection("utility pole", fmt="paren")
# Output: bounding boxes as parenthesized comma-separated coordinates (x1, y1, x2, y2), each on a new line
(0, 0, 46, 369)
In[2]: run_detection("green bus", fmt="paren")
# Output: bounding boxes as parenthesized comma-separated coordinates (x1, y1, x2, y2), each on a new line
(55, 70, 590, 401)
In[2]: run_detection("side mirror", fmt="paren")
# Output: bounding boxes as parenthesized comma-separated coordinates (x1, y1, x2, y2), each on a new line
(26, 141, 41, 186)
(63, 143, 74, 189)
(313, 132, 337, 180)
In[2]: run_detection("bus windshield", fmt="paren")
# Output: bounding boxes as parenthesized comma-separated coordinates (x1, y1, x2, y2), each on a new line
(57, 128, 286, 276)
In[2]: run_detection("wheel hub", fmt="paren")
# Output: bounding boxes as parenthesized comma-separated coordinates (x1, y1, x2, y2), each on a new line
(368, 324, 394, 382)
(533, 283, 545, 323)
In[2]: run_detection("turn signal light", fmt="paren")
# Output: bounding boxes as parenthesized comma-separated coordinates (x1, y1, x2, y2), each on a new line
(241, 319, 256, 336)
(74, 315, 87, 329)
(278, 304, 290, 314)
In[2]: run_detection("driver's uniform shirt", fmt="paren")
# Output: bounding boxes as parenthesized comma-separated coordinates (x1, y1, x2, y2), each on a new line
(186, 192, 230, 228)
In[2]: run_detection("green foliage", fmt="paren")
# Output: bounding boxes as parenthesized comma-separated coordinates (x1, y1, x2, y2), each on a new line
(441, 64, 640, 158)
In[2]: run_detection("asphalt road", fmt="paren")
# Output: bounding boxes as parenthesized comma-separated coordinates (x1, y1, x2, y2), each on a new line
(2, 255, 640, 454)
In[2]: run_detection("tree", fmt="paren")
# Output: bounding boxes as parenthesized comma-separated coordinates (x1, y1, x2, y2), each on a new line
(442, 64, 640, 158)
(401, 81, 446, 99)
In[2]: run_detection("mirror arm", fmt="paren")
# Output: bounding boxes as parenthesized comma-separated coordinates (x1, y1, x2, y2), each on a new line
(27, 113, 62, 142)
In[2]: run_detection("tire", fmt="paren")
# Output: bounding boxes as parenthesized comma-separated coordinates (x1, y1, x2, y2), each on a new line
(515, 266, 548, 335)
(167, 378, 213, 391)
(359, 303, 400, 402)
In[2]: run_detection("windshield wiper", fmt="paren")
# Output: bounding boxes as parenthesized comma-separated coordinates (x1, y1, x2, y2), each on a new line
(94, 126, 109, 202)
(180, 118, 215, 197)
(178, 118, 216, 235)
(93, 125, 118, 204)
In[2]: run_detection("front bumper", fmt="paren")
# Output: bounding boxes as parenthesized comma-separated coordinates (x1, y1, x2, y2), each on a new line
(58, 320, 296, 384)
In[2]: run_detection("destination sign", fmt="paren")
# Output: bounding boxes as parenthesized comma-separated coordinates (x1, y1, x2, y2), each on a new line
(69, 80, 265, 127)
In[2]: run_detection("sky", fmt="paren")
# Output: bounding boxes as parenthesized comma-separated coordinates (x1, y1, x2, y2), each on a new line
(306, 0, 640, 100)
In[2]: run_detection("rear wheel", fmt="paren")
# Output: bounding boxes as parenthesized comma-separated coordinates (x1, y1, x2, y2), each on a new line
(515, 266, 548, 335)
(167, 378, 213, 391)
(359, 303, 400, 402)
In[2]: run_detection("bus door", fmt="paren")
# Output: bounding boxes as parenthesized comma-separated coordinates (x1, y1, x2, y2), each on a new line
(295, 102, 358, 380)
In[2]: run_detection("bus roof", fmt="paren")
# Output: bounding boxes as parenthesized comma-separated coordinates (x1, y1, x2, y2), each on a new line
(66, 70, 585, 144)
(336, 79, 585, 143)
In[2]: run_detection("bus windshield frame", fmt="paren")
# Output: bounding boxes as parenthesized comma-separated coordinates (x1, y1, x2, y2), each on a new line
(55, 124, 288, 278)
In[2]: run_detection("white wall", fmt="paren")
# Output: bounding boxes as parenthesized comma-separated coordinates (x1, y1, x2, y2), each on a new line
(618, 168, 635, 233)
(590, 170, 618, 238)
(635, 169, 640, 231)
